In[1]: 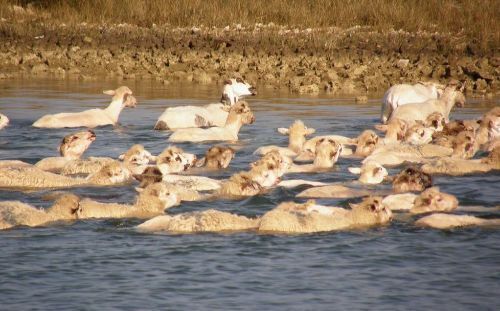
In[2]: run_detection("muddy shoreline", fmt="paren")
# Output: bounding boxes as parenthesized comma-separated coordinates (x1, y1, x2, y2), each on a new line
(0, 21, 498, 95)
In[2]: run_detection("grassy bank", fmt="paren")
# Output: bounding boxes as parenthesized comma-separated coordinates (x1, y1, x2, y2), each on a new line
(1, 0, 498, 52)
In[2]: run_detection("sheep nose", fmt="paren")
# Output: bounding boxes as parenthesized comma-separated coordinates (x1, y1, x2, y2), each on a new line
(249, 87, 257, 95)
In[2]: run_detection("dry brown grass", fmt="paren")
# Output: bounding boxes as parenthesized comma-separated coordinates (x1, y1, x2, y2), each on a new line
(1, 0, 498, 52)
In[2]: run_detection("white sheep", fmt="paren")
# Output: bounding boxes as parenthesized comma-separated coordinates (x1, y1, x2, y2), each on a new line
(0, 162, 132, 190)
(154, 78, 256, 130)
(168, 101, 255, 142)
(136, 209, 259, 233)
(258, 197, 393, 233)
(35, 130, 96, 172)
(381, 81, 444, 124)
(0, 183, 179, 230)
(32, 86, 137, 128)
(0, 113, 9, 130)
(388, 82, 465, 125)
(253, 120, 316, 157)
(415, 213, 500, 230)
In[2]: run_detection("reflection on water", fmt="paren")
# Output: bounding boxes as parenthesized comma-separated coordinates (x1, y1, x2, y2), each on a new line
(0, 78, 499, 310)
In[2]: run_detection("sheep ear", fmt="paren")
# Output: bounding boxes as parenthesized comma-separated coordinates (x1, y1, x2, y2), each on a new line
(135, 187, 144, 193)
(348, 203, 359, 209)
(374, 124, 388, 132)
(277, 128, 289, 135)
(118, 153, 126, 160)
(348, 167, 361, 175)
(103, 90, 116, 96)
(306, 128, 316, 135)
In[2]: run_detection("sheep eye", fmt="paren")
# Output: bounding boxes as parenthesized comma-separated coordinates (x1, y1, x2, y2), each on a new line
(175, 156, 182, 161)
(370, 204, 376, 211)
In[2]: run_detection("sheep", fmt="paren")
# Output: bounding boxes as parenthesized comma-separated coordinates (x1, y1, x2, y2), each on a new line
(388, 81, 465, 125)
(156, 145, 197, 175)
(404, 123, 435, 145)
(253, 120, 316, 156)
(0, 183, 179, 230)
(348, 161, 389, 184)
(392, 167, 433, 193)
(381, 81, 445, 124)
(296, 184, 375, 199)
(297, 165, 431, 199)
(32, 86, 137, 128)
(217, 163, 282, 197)
(363, 143, 454, 167)
(73, 183, 179, 219)
(0, 112, 9, 130)
(60, 144, 154, 176)
(194, 145, 235, 169)
(415, 213, 500, 230)
(168, 101, 255, 142)
(35, 130, 96, 172)
(136, 209, 259, 233)
(421, 146, 500, 175)
(0, 161, 132, 190)
(475, 107, 500, 147)
(133, 167, 203, 201)
(382, 187, 457, 213)
(0, 194, 80, 230)
(295, 130, 377, 161)
(409, 187, 458, 214)
(287, 138, 342, 173)
(154, 78, 256, 130)
(258, 197, 392, 233)
(374, 118, 408, 144)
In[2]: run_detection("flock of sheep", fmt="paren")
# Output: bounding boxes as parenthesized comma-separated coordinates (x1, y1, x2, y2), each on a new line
(0, 77, 499, 233)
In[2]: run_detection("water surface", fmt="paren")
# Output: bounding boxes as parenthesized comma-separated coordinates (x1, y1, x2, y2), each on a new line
(0, 79, 499, 310)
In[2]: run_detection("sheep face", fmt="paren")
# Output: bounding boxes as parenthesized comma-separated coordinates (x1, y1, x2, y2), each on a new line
(92, 162, 132, 184)
(350, 196, 393, 224)
(59, 130, 96, 159)
(47, 194, 82, 220)
(452, 131, 477, 159)
(140, 183, 180, 210)
(221, 78, 256, 106)
(426, 112, 445, 132)
(0, 113, 9, 130)
(134, 166, 163, 188)
(103, 86, 136, 108)
(314, 138, 342, 167)
(232, 101, 255, 125)
(278, 120, 316, 152)
(251, 150, 291, 177)
(157, 146, 197, 174)
(231, 78, 257, 97)
(249, 162, 281, 188)
(411, 187, 458, 215)
(204, 146, 235, 169)
(392, 167, 432, 193)
(355, 130, 379, 156)
(120, 144, 155, 166)
(405, 123, 434, 145)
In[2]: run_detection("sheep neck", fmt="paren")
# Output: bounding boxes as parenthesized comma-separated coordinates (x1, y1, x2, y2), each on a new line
(224, 112, 244, 137)
(288, 133, 305, 153)
(104, 98, 124, 124)
(440, 89, 459, 117)
(313, 151, 334, 168)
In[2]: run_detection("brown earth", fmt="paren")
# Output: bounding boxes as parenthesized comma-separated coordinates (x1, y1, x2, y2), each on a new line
(0, 20, 498, 96)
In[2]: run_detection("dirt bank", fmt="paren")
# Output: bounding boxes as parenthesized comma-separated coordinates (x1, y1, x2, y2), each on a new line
(0, 19, 498, 96)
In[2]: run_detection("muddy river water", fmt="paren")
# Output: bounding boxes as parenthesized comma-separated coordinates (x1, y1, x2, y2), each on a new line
(0, 79, 499, 310)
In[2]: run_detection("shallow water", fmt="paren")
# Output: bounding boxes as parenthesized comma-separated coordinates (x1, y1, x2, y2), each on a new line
(0, 79, 499, 310)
